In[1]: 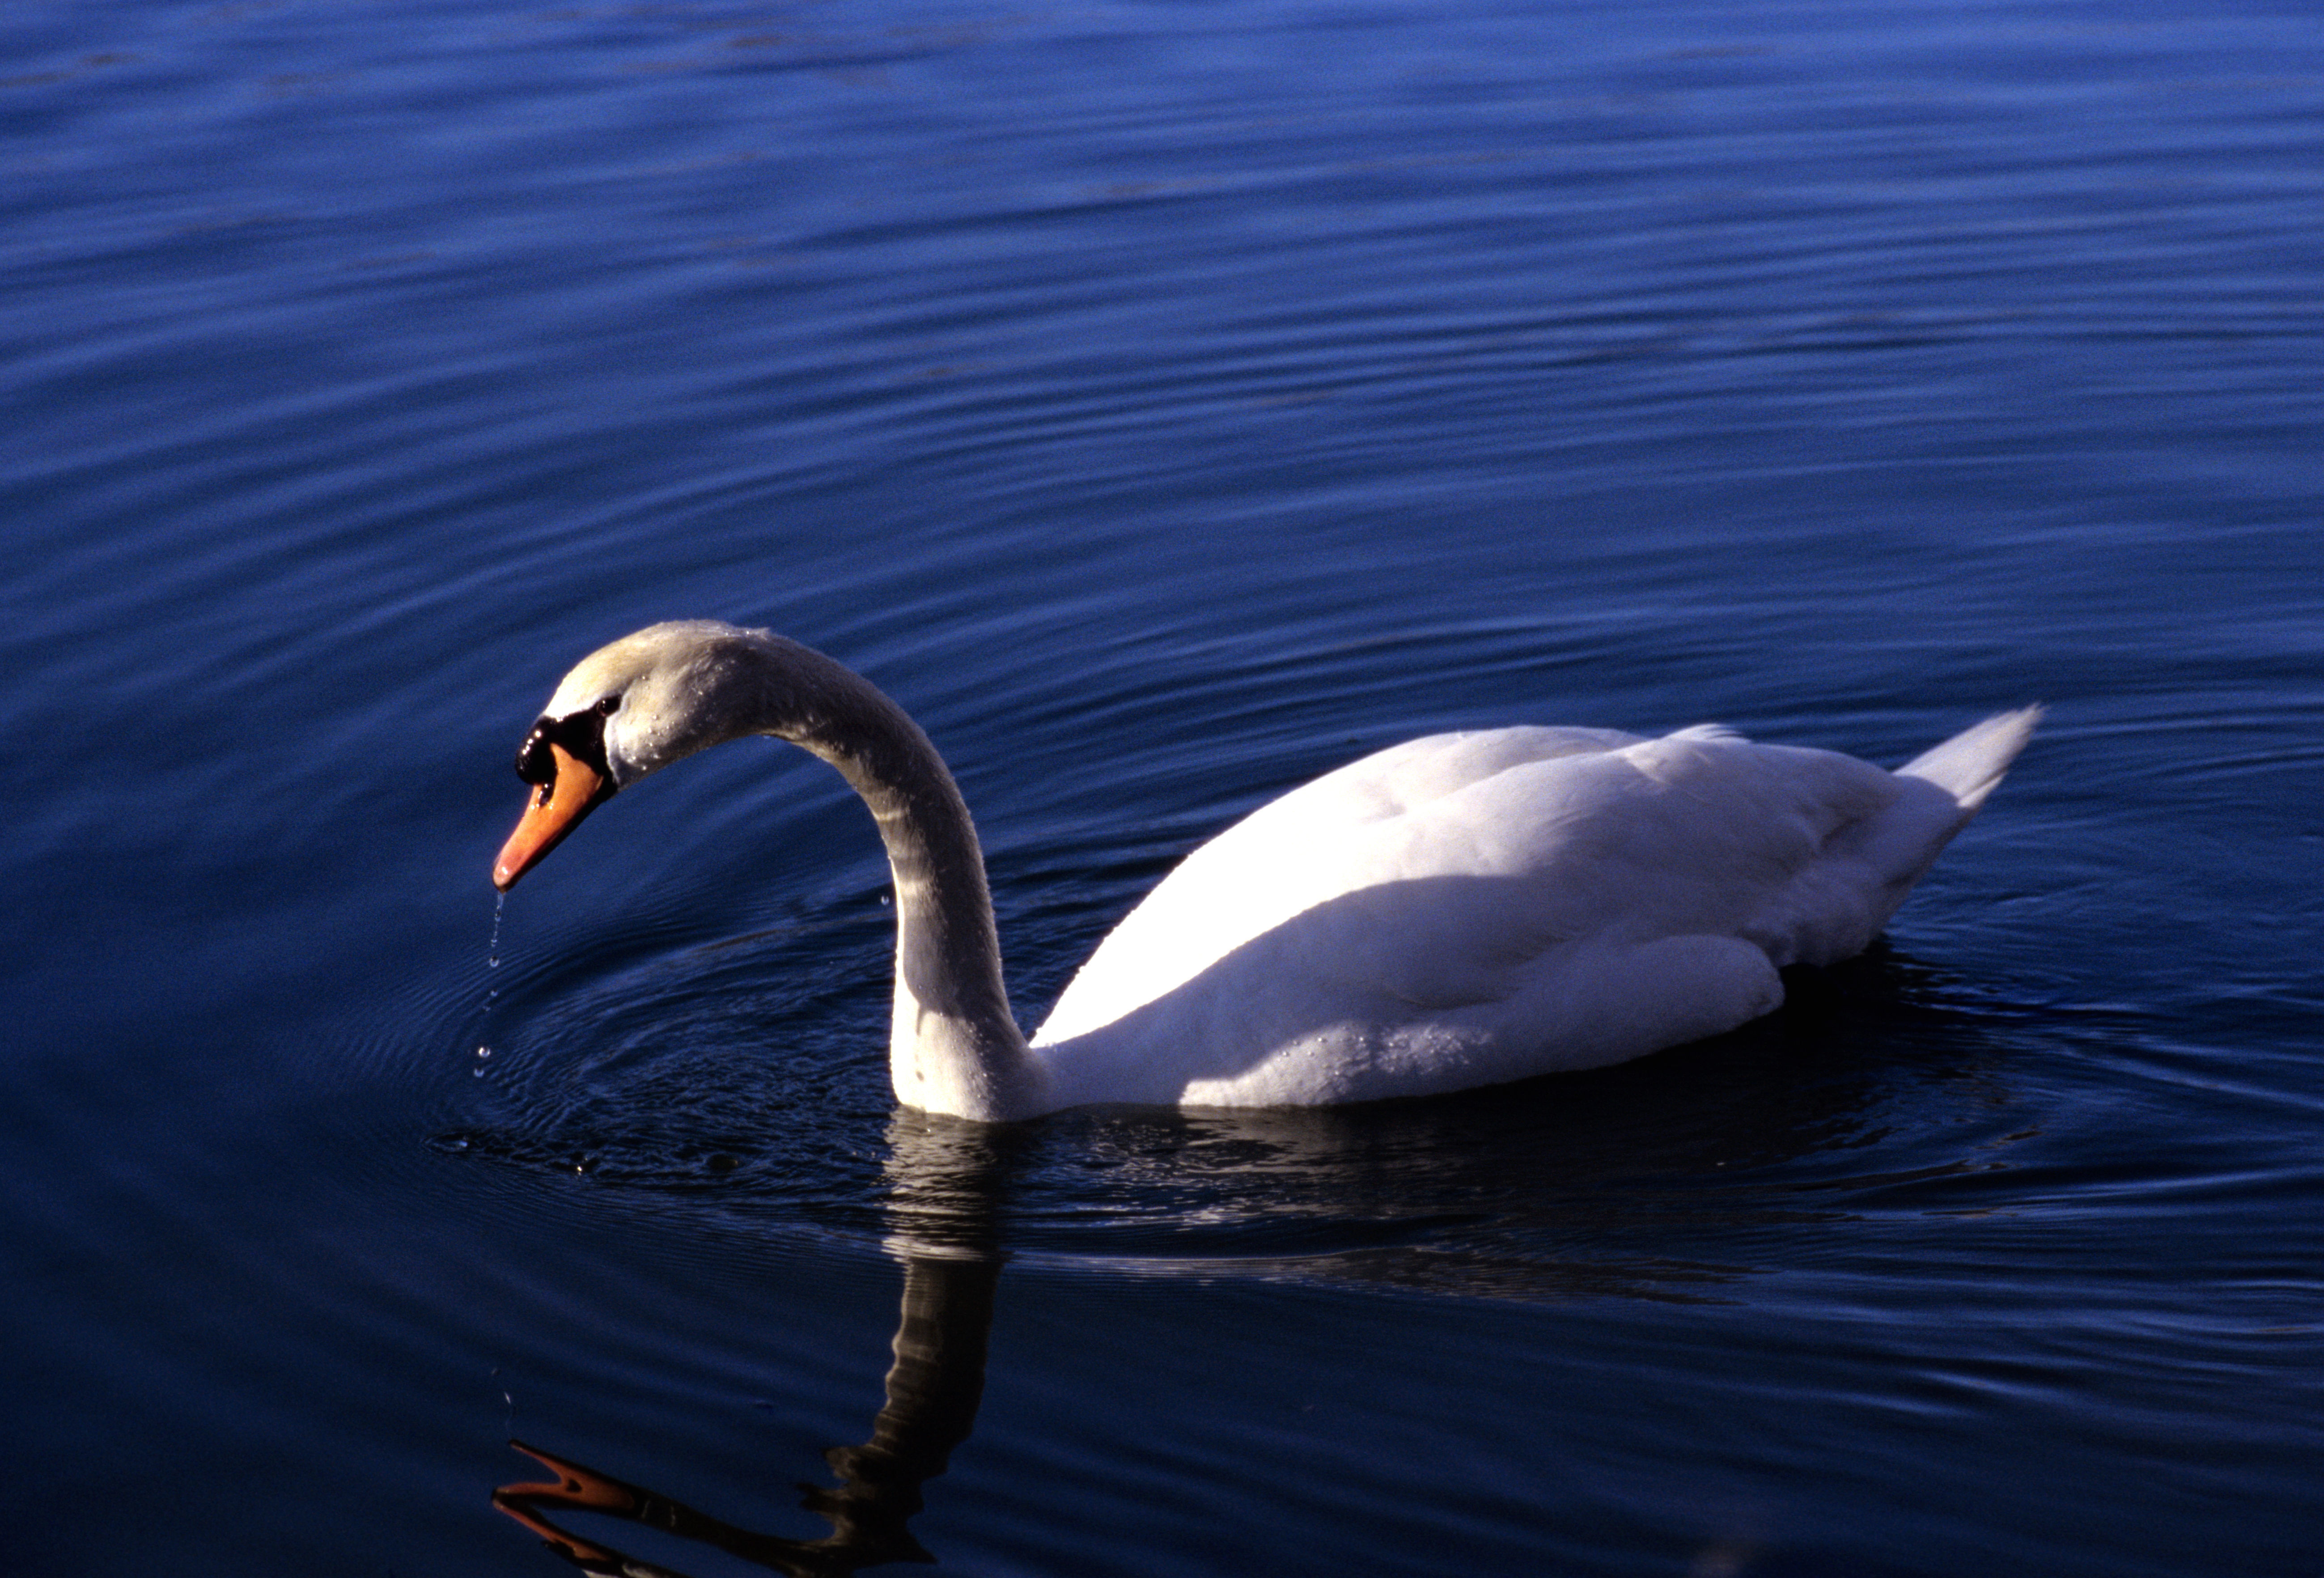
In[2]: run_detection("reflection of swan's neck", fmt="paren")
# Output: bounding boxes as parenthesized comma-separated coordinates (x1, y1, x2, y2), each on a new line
(740, 641, 1047, 1121)
(491, 1250, 1002, 1575)
(814, 1251, 1001, 1560)
(492, 1115, 1016, 1574)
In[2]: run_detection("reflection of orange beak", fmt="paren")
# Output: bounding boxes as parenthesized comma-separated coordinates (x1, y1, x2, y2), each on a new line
(493, 742, 613, 891)
(492, 1440, 635, 1562)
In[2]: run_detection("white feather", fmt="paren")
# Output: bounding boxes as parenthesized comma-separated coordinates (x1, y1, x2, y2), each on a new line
(1031, 712, 2040, 1108)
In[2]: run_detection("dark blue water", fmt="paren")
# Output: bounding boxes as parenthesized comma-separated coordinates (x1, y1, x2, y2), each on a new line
(4, 0, 2320, 1572)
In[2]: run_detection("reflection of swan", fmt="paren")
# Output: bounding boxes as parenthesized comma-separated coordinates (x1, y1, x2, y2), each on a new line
(494, 1117, 1014, 1576)
(494, 1256, 999, 1577)
(492, 621, 2036, 1122)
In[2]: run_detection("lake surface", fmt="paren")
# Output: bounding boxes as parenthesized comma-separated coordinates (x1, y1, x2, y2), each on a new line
(4, 0, 2320, 1572)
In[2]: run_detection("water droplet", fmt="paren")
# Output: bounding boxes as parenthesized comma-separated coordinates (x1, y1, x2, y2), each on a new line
(474, 896, 509, 1060)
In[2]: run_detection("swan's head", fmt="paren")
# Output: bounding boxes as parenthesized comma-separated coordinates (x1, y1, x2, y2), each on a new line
(492, 620, 777, 890)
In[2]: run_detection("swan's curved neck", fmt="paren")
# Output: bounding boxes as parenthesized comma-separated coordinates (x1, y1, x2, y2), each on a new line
(732, 640, 1047, 1121)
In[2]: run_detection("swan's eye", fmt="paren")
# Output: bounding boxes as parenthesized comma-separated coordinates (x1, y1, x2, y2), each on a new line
(514, 703, 618, 793)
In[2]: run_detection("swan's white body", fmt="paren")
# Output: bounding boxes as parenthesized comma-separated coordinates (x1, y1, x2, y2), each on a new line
(494, 622, 2037, 1122)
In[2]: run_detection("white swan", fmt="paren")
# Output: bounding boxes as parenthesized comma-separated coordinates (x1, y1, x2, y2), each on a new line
(492, 620, 2037, 1122)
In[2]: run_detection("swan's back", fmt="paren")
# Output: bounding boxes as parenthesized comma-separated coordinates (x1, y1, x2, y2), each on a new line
(1031, 710, 2038, 1108)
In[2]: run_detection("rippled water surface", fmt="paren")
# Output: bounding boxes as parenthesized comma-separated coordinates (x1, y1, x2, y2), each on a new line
(5, 0, 2320, 1573)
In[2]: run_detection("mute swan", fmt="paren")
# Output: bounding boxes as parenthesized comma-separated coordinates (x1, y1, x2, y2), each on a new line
(492, 620, 2037, 1122)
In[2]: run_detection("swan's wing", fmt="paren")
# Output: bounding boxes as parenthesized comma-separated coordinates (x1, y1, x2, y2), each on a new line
(1031, 715, 2031, 1107)
(1221, 725, 1952, 999)
(1032, 726, 1647, 1046)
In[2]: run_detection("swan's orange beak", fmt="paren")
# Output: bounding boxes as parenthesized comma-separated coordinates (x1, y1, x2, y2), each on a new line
(493, 742, 614, 890)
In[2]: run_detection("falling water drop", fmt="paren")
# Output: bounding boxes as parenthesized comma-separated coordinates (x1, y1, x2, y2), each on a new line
(474, 892, 508, 1071)
(484, 891, 506, 997)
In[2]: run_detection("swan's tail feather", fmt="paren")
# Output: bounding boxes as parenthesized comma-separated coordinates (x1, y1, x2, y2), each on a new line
(1897, 705, 2044, 812)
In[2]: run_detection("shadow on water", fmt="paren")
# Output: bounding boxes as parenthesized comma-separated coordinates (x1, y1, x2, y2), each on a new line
(480, 947, 2038, 1573)
(990, 944, 2031, 1301)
